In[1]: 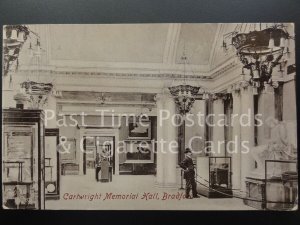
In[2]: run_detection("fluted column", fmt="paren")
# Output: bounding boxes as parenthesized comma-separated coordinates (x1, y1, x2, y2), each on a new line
(212, 98, 225, 156)
(240, 83, 255, 191)
(231, 89, 241, 189)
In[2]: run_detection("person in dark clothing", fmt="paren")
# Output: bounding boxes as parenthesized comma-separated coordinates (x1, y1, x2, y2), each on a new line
(179, 148, 199, 199)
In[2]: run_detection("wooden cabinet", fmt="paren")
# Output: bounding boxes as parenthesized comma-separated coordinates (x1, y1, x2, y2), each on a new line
(2, 109, 45, 209)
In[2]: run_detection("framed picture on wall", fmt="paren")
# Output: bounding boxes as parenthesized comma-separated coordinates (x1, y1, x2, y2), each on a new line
(125, 141, 154, 163)
(85, 136, 95, 147)
(60, 138, 77, 162)
(128, 121, 151, 140)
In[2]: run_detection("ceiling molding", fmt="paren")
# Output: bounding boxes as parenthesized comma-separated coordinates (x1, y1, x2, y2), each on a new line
(208, 24, 222, 69)
(163, 24, 181, 64)
(17, 68, 212, 80)
(210, 58, 240, 79)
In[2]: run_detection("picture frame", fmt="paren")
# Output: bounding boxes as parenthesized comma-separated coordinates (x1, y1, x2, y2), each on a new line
(128, 120, 151, 140)
(125, 141, 154, 163)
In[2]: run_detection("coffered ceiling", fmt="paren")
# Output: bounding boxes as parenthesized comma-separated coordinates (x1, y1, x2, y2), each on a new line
(49, 24, 169, 63)
(25, 23, 221, 73)
(12, 23, 245, 82)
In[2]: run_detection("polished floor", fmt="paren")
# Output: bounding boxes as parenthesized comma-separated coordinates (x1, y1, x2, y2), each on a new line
(46, 169, 254, 210)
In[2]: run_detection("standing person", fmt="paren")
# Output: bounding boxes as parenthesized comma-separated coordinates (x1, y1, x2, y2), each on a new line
(180, 148, 199, 199)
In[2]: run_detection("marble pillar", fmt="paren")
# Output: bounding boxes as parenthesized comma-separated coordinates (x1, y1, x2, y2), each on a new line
(231, 90, 241, 189)
(155, 94, 178, 188)
(164, 96, 178, 186)
(240, 84, 255, 191)
(156, 94, 165, 185)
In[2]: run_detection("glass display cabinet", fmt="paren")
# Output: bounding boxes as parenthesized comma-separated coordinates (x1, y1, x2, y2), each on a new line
(265, 160, 298, 210)
(2, 109, 45, 209)
(45, 128, 60, 200)
(196, 156, 232, 198)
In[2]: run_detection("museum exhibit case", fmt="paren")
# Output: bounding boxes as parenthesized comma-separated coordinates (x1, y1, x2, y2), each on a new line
(2, 109, 45, 209)
(244, 160, 298, 210)
(45, 128, 60, 200)
(265, 160, 298, 210)
(196, 156, 232, 198)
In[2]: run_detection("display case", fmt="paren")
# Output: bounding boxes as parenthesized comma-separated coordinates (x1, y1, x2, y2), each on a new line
(265, 160, 298, 210)
(45, 128, 60, 200)
(196, 156, 232, 198)
(2, 109, 45, 209)
(244, 160, 298, 210)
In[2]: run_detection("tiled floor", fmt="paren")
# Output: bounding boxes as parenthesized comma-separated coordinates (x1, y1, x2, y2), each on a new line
(46, 169, 254, 210)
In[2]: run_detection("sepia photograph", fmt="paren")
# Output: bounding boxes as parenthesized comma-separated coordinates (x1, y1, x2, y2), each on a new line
(1, 22, 298, 211)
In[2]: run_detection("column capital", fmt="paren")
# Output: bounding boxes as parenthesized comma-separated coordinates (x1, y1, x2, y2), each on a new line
(227, 82, 241, 94)
(239, 82, 254, 96)
(211, 93, 231, 102)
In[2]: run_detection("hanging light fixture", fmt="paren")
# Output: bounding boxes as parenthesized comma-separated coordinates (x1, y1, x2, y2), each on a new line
(3, 25, 33, 78)
(18, 37, 54, 109)
(223, 23, 294, 92)
(168, 51, 201, 115)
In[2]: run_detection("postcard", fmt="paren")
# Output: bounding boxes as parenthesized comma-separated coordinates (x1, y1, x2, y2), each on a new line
(2, 23, 297, 210)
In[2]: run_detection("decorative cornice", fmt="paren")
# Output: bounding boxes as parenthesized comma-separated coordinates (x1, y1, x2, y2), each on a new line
(17, 69, 213, 80)
(18, 60, 239, 81)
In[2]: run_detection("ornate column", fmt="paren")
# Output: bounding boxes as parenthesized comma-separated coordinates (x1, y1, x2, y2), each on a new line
(240, 82, 255, 191)
(164, 94, 178, 187)
(231, 86, 242, 189)
(155, 93, 178, 188)
(211, 97, 225, 156)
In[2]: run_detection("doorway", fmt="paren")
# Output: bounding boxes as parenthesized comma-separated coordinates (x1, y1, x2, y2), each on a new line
(83, 136, 115, 175)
